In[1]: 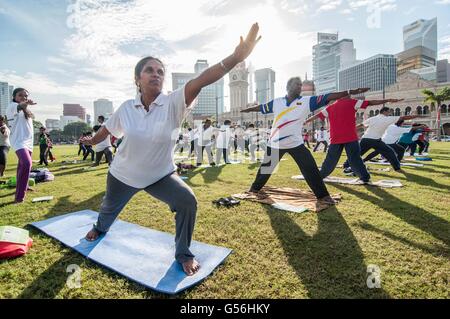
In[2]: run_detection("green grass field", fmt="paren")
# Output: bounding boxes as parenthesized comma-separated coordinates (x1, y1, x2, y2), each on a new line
(0, 143, 448, 299)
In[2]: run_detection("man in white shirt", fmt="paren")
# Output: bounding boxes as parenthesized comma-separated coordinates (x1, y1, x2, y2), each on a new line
(343, 107, 419, 172)
(362, 119, 425, 162)
(215, 120, 233, 164)
(92, 124, 113, 166)
(241, 77, 367, 200)
(313, 126, 328, 152)
(196, 119, 215, 166)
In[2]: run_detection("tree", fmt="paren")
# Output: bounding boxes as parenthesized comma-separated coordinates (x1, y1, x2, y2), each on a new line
(422, 87, 450, 141)
(63, 122, 91, 140)
(48, 129, 64, 143)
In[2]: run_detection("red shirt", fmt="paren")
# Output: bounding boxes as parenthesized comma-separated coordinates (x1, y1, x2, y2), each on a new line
(318, 98, 369, 144)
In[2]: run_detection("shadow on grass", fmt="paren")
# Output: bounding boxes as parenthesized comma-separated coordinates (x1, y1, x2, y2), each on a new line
(45, 192, 105, 219)
(356, 222, 449, 259)
(16, 251, 83, 298)
(332, 184, 450, 247)
(265, 205, 390, 298)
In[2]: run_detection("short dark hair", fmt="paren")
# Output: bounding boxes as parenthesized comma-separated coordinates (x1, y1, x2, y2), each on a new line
(98, 115, 105, 121)
(224, 119, 231, 125)
(380, 107, 390, 114)
(286, 77, 302, 90)
(248, 124, 255, 128)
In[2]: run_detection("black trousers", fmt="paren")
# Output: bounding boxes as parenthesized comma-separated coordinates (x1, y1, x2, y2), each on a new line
(313, 141, 328, 152)
(363, 143, 406, 162)
(39, 144, 48, 165)
(83, 146, 95, 161)
(251, 145, 330, 199)
(344, 138, 401, 171)
(303, 139, 310, 148)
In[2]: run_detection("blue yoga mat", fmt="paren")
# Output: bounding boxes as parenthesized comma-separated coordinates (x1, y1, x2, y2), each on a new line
(30, 210, 232, 295)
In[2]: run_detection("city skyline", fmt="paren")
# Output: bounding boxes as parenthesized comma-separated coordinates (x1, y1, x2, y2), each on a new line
(1, 0, 449, 124)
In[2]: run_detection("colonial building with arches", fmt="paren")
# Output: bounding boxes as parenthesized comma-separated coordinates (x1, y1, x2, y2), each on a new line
(361, 72, 450, 135)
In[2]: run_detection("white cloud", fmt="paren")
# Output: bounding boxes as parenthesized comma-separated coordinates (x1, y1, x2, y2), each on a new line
(317, 0, 343, 12)
(435, 0, 450, 4)
(348, 0, 397, 11)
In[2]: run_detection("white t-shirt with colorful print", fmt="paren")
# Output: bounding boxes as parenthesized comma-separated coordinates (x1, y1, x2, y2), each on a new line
(260, 94, 330, 149)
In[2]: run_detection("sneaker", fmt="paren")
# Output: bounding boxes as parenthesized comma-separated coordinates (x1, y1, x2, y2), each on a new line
(343, 167, 353, 174)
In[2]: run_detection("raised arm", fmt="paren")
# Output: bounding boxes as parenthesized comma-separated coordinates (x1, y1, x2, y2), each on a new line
(80, 126, 110, 146)
(185, 23, 261, 106)
(326, 88, 370, 103)
(304, 113, 322, 124)
(241, 103, 261, 113)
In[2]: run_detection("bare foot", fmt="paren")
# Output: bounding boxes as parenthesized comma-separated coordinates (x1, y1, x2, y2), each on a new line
(182, 259, 200, 276)
(85, 228, 101, 241)
(320, 195, 336, 205)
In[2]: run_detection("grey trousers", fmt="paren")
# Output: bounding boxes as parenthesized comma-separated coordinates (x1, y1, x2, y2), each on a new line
(95, 147, 113, 165)
(94, 172, 197, 263)
(196, 145, 214, 165)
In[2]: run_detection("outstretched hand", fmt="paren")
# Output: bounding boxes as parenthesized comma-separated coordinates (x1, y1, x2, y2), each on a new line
(233, 23, 261, 62)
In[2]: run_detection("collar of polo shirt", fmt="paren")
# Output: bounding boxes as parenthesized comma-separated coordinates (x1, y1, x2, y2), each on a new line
(134, 92, 167, 108)
(284, 95, 302, 106)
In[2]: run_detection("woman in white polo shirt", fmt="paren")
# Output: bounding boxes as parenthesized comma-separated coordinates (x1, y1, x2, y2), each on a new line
(6, 88, 36, 203)
(81, 23, 261, 276)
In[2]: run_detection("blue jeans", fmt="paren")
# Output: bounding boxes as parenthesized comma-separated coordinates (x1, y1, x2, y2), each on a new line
(320, 141, 371, 182)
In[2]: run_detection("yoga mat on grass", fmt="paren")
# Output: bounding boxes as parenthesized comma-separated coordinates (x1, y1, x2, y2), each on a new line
(233, 186, 341, 213)
(292, 175, 403, 188)
(30, 210, 232, 295)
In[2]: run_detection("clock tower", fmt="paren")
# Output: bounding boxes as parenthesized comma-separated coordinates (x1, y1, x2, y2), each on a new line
(229, 61, 249, 123)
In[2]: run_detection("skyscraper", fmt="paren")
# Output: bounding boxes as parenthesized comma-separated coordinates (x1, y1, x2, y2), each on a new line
(403, 18, 437, 58)
(312, 33, 356, 95)
(254, 68, 275, 104)
(171, 60, 224, 117)
(93, 98, 114, 124)
(0, 82, 9, 116)
(397, 18, 438, 76)
(63, 103, 86, 121)
(338, 54, 397, 94)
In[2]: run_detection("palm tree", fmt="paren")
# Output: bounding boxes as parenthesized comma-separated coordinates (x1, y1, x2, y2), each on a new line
(422, 87, 450, 141)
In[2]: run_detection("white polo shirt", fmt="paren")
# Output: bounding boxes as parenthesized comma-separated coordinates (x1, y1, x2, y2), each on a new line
(94, 126, 112, 152)
(216, 125, 232, 149)
(0, 124, 10, 147)
(197, 126, 213, 147)
(105, 86, 192, 188)
(362, 114, 400, 140)
(260, 94, 330, 149)
(316, 130, 327, 142)
(382, 125, 412, 144)
(6, 102, 34, 152)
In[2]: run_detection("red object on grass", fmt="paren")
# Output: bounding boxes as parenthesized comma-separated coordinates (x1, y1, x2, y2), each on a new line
(0, 238, 33, 259)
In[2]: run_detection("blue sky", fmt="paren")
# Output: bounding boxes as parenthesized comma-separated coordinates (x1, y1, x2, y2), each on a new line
(1, 0, 449, 123)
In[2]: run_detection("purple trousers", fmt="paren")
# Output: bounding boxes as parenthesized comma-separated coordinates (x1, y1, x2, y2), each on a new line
(15, 149, 32, 202)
